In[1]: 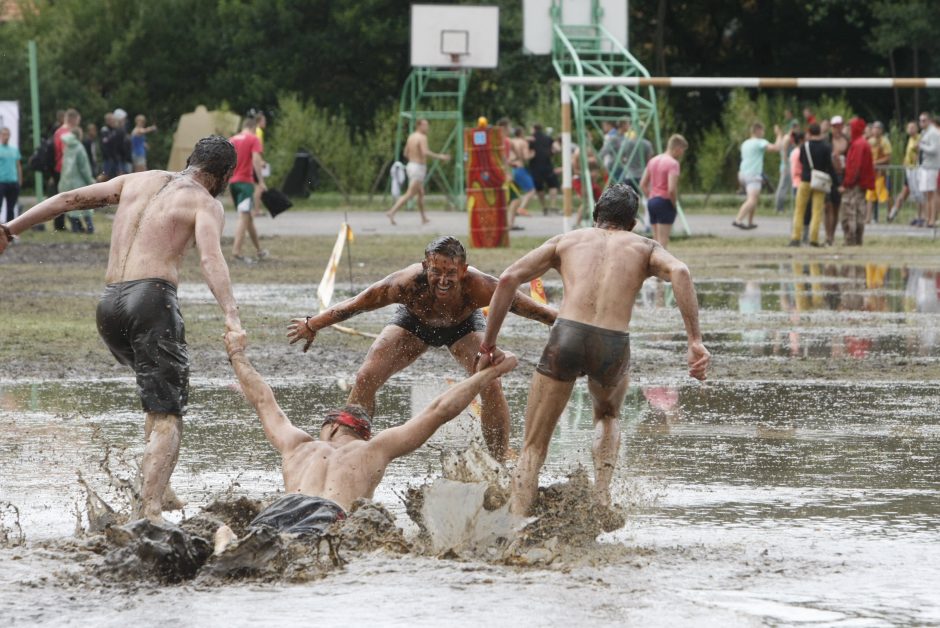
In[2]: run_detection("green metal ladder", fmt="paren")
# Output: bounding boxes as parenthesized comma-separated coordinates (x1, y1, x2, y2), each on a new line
(392, 68, 469, 210)
(551, 0, 689, 233)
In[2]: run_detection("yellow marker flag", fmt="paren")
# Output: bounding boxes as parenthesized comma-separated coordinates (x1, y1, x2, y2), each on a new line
(317, 223, 349, 312)
(530, 277, 548, 304)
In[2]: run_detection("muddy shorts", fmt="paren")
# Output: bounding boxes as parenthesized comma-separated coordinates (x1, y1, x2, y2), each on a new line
(389, 305, 485, 347)
(96, 278, 190, 415)
(249, 494, 347, 536)
(536, 318, 630, 388)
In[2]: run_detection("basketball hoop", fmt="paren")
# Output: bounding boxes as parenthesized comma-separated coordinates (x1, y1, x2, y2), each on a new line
(441, 29, 469, 67)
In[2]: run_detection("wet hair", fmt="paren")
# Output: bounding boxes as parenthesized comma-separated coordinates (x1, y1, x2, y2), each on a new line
(185, 135, 237, 184)
(808, 122, 821, 136)
(424, 236, 467, 263)
(321, 405, 372, 440)
(593, 184, 639, 229)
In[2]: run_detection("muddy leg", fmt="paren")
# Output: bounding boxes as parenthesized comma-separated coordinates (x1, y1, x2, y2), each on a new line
(509, 373, 576, 516)
(347, 326, 428, 417)
(449, 332, 509, 461)
(139, 412, 182, 521)
(587, 376, 630, 506)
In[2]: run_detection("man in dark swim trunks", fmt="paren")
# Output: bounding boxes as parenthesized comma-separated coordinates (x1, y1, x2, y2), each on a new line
(286, 236, 556, 461)
(213, 330, 518, 550)
(0, 136, 242, 522)
(477, 184, 710, 515)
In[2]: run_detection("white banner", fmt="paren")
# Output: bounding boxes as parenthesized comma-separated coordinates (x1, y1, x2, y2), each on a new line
(0, 101, 20, 148)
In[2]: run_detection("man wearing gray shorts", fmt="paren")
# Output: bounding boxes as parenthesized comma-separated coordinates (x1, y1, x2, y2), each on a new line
(733, 122, 785, 229)
(478, 184, 710, 516)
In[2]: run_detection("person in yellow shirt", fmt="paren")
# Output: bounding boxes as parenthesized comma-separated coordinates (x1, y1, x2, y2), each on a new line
(888, 121, 923, 223)
(865, 121, 891, 223)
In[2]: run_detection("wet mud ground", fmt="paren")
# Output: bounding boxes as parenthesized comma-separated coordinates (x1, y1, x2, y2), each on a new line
(2, 231, 940, 626)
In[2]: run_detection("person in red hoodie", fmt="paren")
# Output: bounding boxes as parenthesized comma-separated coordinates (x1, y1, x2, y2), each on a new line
(839, 117, 875, 246)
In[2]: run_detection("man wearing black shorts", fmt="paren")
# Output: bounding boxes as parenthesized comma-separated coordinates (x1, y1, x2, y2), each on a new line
(529, 124, 560, 214)
(0, 136, 242, 522)
(287, 236, 556, 461)
(478, 185, 709, 515)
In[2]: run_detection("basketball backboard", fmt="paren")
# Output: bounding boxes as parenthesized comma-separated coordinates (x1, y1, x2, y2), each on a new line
(523, 0, 628, 55)
(411, 4, 500, 68)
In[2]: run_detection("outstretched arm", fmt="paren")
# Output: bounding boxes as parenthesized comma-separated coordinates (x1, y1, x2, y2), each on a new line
(2, 177, 125, 239)
(649, 243, 710, 380)
(287, 271, 405, 351)
(195, 201, 241, 332)
(225, 330, 313, 455)
(472, 271, 556, 326)
(369, 353, 518, 462)
(478, 237, 560, 367)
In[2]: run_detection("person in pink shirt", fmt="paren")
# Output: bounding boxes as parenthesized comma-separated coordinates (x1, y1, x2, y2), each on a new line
(789, 131, 804, 190)
(640, 134, 688, 248)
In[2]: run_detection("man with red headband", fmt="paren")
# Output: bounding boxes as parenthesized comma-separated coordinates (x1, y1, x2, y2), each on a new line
(215, 330, 518, 546)
(287, 236, 555, 461)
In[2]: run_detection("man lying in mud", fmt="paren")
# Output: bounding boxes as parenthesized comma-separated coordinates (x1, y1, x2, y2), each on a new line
(0, 136, 242, 522)
(477, 184, 710, 516)
(286, 236, 555, 461)
(215, 329, 517, 551)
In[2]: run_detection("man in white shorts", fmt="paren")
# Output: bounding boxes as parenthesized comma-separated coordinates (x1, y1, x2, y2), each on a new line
(386, 119, 450, 225)
(917, 112, 940, 228)
(733, 122, 785, 229)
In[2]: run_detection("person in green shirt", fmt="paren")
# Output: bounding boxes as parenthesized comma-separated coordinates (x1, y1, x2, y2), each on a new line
(733, 122, 785, 229)
(60, 129, 96, 233)
(0, 127, 23, 223)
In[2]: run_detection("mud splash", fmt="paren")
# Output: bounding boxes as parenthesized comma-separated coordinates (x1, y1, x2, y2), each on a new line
(405, 440, 628, 565)
(55, 438, 628, 587)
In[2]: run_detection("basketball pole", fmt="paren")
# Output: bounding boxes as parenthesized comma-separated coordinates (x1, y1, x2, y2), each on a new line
(561, 83, 573, 231)
(28, 40, 43, 202)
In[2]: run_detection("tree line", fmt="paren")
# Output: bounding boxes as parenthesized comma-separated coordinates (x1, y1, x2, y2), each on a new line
(0, 0, 936, 193)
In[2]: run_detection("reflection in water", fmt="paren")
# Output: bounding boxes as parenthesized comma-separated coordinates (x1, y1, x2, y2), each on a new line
(695, 262, 940, 314)
(670, 262, 940, 359)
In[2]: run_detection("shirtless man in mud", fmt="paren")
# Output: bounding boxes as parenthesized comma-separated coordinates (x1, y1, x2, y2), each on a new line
(477, 184, 710, 516)
(507, 127, 536, 229)
(287, 236, 556, 461)
(0, 136, 242, 522)
(385, 119, 450, 225)
(215, 329, 517, 547)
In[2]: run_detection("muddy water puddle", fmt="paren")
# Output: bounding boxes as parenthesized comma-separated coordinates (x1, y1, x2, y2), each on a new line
(1, 373, 938, 625)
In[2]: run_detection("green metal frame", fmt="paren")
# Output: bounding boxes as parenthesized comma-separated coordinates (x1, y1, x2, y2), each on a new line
(550, 0, 689, 234)
(392, 67, 469, 209)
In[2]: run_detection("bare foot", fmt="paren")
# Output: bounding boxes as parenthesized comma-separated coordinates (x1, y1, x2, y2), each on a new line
(213, 524, 238, 555)
(421, 217, 431, 225)
(161, 484, 186, 511)
(385, 211, 397, 225)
